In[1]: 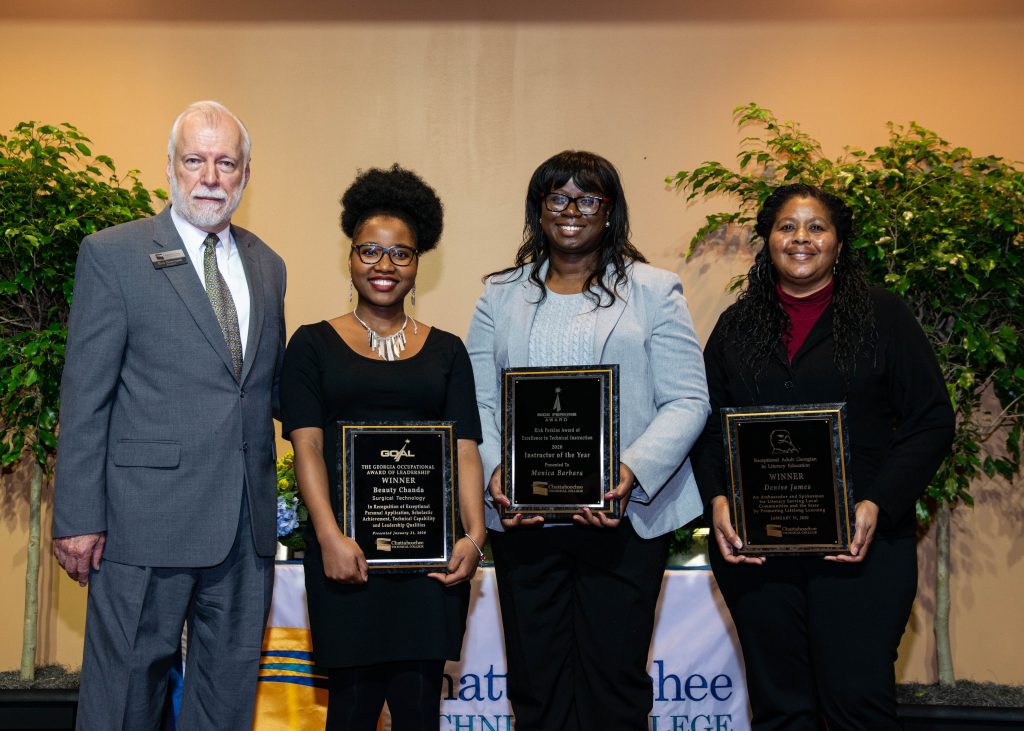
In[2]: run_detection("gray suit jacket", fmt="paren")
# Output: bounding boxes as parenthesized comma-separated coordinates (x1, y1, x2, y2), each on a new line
(466, 261, 710, 539)
(53, 206, 286, 566)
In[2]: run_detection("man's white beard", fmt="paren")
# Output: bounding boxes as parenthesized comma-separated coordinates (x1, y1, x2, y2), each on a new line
(169, 176, 243, 230)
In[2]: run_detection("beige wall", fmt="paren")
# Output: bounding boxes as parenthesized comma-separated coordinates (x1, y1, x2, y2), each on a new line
(1, 2, 1022, 684)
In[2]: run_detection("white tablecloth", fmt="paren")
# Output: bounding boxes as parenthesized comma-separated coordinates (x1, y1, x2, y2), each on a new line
(257, 565, 750, 730)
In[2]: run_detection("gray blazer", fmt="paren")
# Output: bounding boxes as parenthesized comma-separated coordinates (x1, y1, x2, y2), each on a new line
(53, 207, 287, 566)
(466, 261, 710, 539)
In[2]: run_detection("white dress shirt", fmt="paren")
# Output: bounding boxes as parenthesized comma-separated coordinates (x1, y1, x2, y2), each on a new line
(170, 206, 251, 355)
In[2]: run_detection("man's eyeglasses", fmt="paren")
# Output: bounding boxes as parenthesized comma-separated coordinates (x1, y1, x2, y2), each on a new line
(542, 192, 610, 216)
(351, 243, 418, 267)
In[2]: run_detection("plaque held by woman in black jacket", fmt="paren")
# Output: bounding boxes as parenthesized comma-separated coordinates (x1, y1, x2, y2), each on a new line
(722, 403, 854, 555)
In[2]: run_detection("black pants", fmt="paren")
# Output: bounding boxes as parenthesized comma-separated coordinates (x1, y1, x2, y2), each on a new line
(325, 659, 445, 731)
(490, 521, 671, 731)
(711, 535, 918, 731)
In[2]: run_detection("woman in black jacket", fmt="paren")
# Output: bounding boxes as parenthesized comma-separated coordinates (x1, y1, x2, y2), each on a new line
(692, 183, 954, 731)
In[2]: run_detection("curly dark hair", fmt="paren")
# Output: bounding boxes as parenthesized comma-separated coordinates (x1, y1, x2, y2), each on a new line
(339, 164, 443, 254)
(487, 150, 647, 307)
(719, 183, 875, 384)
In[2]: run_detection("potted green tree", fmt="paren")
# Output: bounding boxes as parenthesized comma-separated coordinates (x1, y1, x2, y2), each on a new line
(667, 103, 1024, 722)
(0, 121, 161, 700)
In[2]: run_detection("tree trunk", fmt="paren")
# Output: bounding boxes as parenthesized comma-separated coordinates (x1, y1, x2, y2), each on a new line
(19, 459, 43, 681)
(935, 499, 955, 686)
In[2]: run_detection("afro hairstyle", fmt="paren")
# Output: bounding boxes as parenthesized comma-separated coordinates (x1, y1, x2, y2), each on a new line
(339, 164, 444, 254)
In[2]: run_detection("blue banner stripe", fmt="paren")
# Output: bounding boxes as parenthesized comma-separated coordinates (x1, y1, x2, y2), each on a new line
(259, 674, 330, 689)
(260, 662, 327, 674)
(261, 650, 314, 660)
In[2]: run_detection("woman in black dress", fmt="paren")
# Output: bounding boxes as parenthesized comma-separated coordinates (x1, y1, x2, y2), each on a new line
(692, 183, 954, 730)
(281, 164, 486, 731)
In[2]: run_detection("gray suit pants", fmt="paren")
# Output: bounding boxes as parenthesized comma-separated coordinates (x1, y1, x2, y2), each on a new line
(76, 495, 274, 730)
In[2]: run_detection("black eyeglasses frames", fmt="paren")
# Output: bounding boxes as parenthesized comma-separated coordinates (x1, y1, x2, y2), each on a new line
(351, 243, 418, 267)
(542, 192, 610, 216)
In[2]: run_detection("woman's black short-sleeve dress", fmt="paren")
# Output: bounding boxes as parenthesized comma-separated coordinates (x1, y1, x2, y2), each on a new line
(280, 321, 482, 668)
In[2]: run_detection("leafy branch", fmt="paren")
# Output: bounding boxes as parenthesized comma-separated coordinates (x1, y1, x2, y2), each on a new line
(0, 121, 164, 470)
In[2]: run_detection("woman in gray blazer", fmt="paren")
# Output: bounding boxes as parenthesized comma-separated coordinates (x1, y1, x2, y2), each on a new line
(466, 150, 710, 731)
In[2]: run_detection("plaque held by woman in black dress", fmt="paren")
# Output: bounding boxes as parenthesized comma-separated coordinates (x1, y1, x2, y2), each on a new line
(501, 365, 619, 521)
(338, 421, 457, 572)
(722, 403, 854, 554)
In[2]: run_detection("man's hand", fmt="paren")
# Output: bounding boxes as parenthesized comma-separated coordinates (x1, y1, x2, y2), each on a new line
(53, 532, 106, 586)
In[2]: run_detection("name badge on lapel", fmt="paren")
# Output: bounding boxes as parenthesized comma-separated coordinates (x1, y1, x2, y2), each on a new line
(150, 250, 188, 269)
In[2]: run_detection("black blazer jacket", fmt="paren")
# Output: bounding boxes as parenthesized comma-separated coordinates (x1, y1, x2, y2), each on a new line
(693, 287, 954, 539)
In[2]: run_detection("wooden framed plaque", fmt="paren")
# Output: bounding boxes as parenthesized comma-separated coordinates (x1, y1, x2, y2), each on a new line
(501, 365, 619, 521)
(722, 403, 854, 555)
(338, 421, 457, 572)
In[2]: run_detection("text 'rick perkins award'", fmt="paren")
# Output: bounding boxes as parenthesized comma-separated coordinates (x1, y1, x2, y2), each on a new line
(502, 365, 619, 521)
(723, 403, 854, 554)
(338, 422, 457, 572)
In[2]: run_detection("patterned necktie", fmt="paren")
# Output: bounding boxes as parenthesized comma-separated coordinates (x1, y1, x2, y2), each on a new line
(203, 233, 243, 378)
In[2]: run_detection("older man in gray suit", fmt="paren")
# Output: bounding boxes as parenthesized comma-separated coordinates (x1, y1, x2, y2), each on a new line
(52, 100, 286, 729)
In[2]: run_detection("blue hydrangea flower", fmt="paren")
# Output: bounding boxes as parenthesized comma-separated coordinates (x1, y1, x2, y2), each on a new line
(276, 496, 299, 538)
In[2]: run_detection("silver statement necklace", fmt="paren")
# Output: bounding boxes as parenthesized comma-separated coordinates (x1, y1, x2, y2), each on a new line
(352, 310, 418, 361)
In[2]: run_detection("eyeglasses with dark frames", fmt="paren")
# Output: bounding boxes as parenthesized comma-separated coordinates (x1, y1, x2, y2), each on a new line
(351, 243, 418, 267)
(542, 192, 610, 216)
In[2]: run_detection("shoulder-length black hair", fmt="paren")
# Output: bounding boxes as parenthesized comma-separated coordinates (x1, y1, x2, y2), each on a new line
(487, 150, 646, 306)
(720, 183, 875, 383)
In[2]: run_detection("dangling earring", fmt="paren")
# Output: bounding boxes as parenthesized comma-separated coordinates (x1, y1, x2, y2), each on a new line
(755, 258, 772, 283)
(604, 221, 610, 228)
(348, 279, 354, 304)
(411, 286, 416, 307)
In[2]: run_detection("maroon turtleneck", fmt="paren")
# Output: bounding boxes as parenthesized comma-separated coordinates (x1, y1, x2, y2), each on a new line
(777, 279, 834, 362)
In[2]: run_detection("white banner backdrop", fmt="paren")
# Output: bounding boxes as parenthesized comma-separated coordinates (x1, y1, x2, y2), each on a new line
(262, 565, 750, 731)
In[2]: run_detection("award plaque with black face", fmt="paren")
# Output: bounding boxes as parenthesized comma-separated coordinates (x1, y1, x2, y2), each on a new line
(722, 403, 854, 555)
(338, 422, 457, 572)
(501, 365, 619, 521)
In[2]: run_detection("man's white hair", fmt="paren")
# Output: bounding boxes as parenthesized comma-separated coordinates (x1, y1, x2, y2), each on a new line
(167, 100, 251, 165)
